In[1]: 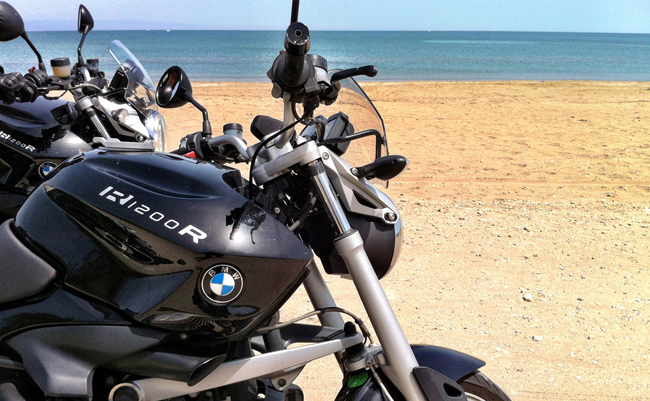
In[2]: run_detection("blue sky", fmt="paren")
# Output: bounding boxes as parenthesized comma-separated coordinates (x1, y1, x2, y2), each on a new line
(12, 0, 650, 33)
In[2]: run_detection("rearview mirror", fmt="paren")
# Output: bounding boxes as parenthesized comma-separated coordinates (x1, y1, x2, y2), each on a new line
(77, 4, 94, 34)
(156, 66, 193, 109)
(157, 66, 212, 135)
(0, 2, 25, 42)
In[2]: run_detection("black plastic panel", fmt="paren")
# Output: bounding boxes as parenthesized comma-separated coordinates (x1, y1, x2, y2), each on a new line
(413, 367, 467, 401)
(0, 220, 56, 304)
(15, 150, 313, 340)
(0, 191, 27, 220)
(6, 325, 167, 397)
(0, 97, 91, 194)
(0, 289, 129, 340)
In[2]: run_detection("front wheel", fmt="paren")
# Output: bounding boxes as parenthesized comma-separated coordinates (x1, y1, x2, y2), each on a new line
(457, 371, 511, 401)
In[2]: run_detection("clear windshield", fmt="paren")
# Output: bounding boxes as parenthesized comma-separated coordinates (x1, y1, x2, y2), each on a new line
(322, 72, 390, 180)
(108, 40, 157, 112)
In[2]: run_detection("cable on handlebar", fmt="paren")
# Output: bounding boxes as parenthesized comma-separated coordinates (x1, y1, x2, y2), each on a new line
(42, 90, 69, 101)
(247, 113, 306, 199)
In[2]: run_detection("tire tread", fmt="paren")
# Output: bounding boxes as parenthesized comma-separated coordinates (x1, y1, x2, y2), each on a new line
(458, 371, 511, 401)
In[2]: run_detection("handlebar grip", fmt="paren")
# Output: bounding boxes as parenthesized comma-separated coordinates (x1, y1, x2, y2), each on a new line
(285, 22, 310, 56)
(281, 22, 310, 87)
(330, 65, 378, 83)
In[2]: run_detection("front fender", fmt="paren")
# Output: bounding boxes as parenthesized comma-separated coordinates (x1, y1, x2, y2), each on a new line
(411, 345, 485, 382)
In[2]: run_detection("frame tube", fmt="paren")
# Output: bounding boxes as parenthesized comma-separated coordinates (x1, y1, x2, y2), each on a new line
(129, 333, 363, 401)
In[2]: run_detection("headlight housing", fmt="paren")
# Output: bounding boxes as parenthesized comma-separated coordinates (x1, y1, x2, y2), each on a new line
(145, 111, 167, 151)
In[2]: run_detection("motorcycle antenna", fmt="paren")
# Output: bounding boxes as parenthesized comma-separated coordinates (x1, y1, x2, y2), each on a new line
(290, 0, 300, 23)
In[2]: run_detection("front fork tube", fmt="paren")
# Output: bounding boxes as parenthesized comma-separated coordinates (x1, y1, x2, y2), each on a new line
(309, 162, 426, 401)
(73, 90, 111, 140)
(303, 260, 345, 330)
(303, 260, 347, 372)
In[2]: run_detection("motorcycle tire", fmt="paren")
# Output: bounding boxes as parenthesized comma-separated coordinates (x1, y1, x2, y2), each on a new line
(457, 371, 512, 401)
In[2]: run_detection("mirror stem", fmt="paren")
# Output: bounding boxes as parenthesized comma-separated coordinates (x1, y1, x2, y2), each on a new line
(20, 31, 46, 72)
(290, 0, 300, 23)
(77, 28, 89, 66)
(189, 98, 212, 136)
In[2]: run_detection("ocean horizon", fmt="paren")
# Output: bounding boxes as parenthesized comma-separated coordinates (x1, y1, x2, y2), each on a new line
(1, 30, 648, 82)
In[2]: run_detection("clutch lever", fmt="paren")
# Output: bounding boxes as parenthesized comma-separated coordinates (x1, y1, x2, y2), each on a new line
(330, 65, 378, 83)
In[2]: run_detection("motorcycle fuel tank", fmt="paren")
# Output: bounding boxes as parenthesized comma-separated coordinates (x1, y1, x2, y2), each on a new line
(0, 97, 91, 192)
(15, 149, 313, 340)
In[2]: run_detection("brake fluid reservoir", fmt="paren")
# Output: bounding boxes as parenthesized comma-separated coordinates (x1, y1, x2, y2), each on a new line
(50, 58, 71, 78)
(87, 58, 100, 72)
(223, 123, 243, 139)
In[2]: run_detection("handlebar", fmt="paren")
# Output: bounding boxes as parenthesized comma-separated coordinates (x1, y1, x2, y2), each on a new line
(208, 134, 250, 161)
(172, 132, 250, 162)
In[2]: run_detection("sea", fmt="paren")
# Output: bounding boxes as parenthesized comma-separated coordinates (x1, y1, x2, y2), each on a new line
(1, 30, 649, 82)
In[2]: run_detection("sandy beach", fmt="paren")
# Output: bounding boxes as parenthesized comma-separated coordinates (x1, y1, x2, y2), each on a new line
(163, 81, 649, 400)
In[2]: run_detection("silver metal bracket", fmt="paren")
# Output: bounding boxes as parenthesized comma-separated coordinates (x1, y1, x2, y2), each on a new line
(343, 344, 387, 372)
(267, 365, 305, 391)
(93, 137, 155, 151)
(320, 150, 399, 225)
(252, 140, 321, 184)
(128, 331, 363, 401)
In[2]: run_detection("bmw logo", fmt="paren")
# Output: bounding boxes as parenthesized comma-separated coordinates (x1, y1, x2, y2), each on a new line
(199, 264, 244, 305)
(38, 161, 58, 178)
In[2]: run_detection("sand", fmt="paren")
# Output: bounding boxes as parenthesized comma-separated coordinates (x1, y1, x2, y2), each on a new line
(163, 81, 650, 400)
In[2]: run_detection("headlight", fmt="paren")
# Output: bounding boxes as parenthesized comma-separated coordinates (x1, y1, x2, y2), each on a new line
(144, 111, 167, 151)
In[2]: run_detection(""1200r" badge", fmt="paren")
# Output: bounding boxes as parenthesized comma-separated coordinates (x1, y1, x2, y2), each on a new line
(199, 264, 244, 305)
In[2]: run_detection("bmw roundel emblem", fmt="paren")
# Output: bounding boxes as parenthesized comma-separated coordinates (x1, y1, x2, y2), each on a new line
(199, 264, 244, 305)
(38, 161, 58, 178)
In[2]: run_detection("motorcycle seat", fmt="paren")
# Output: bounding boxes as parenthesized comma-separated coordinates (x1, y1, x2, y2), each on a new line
(0, 220, 56, 304)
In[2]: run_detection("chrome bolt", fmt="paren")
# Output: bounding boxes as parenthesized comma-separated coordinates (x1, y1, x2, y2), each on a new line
(273, 207, 281, 215)
(351, 167, 359, 176)
(384, 212, 397, 222)
(322, 152, 330, 160)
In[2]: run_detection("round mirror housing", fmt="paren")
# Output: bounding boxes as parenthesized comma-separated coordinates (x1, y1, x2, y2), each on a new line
(0, 2, 25, 42)
(156, 66, 193, 109)
(77, 4, 94, 34)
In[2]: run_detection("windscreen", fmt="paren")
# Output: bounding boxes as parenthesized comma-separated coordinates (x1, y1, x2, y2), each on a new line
(321, 72, 390, 185)
(108, 40, 157, 112)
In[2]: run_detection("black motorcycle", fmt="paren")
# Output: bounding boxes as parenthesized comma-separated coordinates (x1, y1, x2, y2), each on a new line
(0, 2, 167, 221)
(0, 1, 512, 401)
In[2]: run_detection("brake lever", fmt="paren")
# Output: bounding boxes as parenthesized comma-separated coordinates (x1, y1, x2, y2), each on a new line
(321, 65, 378, 105)
(330, 65, 378, 83)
